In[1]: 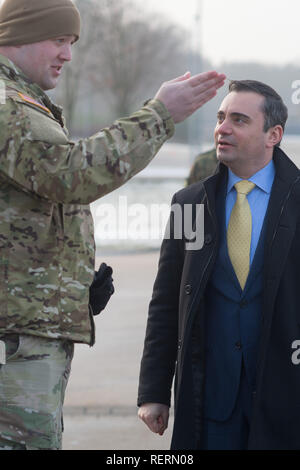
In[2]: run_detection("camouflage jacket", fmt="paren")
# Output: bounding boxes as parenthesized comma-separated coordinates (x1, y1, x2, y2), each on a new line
(0, 54, 174, 345)
(186, 148, 218, 186)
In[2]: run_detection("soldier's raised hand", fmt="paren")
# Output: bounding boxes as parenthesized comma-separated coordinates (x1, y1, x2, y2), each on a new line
(155, 71, 226, 124)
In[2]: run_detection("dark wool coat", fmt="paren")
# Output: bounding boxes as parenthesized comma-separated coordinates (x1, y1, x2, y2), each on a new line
(138, 147, 300, 450)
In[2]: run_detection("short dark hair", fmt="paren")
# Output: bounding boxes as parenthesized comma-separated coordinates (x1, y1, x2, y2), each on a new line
(228, 80, 288, 146)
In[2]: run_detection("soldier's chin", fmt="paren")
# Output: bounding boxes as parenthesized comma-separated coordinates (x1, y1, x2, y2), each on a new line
(40, 77, 59, 91)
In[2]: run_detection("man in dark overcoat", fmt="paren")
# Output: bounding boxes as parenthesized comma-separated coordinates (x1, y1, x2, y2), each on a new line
(138, 80, 300, 450)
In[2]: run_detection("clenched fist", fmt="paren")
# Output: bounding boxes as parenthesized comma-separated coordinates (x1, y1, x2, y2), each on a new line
(138, 403, 170, 436)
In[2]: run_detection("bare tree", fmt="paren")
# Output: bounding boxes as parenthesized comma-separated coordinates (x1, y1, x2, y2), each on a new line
(89, 0, 188, 117)
(54, 0, 104, 128)
(55, 0, 188, 132)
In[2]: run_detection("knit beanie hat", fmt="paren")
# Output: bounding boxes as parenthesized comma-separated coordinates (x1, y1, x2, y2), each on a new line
(0, 0, 81, 46)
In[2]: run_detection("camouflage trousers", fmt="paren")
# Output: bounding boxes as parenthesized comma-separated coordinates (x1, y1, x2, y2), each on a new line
(0, 334, 74, 450)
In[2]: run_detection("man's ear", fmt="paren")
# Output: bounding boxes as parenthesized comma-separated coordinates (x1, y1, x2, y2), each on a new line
(266, 125, 283, 148)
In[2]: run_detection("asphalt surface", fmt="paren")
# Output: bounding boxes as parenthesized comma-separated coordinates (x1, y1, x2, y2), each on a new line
(62, 252, 173, 451)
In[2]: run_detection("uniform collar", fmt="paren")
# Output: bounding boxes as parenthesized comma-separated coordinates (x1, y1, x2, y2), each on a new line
(0, 53, 64, 126)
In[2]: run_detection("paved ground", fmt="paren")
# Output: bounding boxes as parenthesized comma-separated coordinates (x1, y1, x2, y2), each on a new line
(64, 413, 174, 450)
(62, 251, 173, 450)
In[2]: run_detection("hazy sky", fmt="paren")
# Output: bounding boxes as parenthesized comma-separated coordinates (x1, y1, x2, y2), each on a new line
(145, 0, 300, 66)
(0, 0, 299, 66)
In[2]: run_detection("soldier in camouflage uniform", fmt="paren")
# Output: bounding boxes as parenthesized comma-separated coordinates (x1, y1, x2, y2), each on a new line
(186, 148, 218, 185)
(0, 0, 225, 450)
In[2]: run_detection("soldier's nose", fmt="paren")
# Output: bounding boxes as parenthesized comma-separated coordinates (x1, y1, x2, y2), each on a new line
(60, 44, 72, 62)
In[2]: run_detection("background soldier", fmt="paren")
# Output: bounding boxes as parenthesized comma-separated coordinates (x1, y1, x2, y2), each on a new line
(0, 0, 225, 450)
(186, 148, 218, 185)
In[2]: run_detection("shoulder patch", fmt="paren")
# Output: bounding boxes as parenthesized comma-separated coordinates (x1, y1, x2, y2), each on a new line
(5, 86, 51, 115)
(17, 92, 51, 114)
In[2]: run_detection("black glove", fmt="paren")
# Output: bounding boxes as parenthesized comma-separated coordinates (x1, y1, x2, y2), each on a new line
(89, 263, 115, 316)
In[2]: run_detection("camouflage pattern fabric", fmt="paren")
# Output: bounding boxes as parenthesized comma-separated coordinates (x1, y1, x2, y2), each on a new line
(0, 334, 73, 450)
(186, 148, 218, 186)
(0, 54, 174, 346)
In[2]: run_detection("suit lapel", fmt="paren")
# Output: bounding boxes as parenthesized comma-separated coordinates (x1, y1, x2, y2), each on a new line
(215, 175, 243, 293)
(242, 214, 267, 295)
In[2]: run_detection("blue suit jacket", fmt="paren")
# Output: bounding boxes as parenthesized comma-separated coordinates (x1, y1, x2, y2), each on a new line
(203, 177, 267, 421)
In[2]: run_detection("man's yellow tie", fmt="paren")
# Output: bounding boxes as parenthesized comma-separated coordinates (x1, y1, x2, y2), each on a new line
(227, 180, 256, 290)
